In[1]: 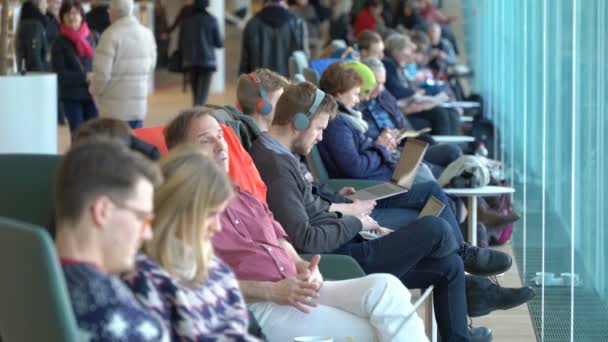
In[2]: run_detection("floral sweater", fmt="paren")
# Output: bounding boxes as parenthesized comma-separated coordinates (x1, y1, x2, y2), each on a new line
(123, 255, 260, 342)
(61, 260, 170, 342)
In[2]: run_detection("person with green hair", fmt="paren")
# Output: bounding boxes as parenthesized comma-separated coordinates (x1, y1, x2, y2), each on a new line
(343, 60, 377, 100)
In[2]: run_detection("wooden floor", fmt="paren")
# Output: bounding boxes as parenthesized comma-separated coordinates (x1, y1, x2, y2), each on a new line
(56, 3, 538, 340)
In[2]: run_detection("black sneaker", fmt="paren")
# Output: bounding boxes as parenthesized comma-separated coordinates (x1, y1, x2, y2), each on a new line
(461, 242, 512, 276)
(470, 326, 493, 342)
(466, 275, 536, 317)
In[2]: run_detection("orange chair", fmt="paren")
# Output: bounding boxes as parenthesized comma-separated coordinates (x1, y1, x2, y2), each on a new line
(220, 124, 268, 205)
(133, 126, 169, 156)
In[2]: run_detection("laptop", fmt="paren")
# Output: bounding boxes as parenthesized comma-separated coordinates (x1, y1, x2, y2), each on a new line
(347, 139, 429, 201)
(417, 196, 445, 218)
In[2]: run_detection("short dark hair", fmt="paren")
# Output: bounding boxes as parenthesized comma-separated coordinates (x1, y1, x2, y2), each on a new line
(73, 118, 131, 144)
(357, 30, 383, 51)
(164, 107, 215, 149)
(59, 0, 86, 24)
(319, 61, 363, 97)
(272, 82, 337, 126)
(54, 138, 162, 225)
(236, 69, 289, 116)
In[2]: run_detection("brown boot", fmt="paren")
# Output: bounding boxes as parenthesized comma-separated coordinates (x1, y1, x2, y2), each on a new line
(478, 206, 520, 227)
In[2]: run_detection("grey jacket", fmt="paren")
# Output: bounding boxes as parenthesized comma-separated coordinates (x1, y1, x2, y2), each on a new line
(250, 138, 362, 254)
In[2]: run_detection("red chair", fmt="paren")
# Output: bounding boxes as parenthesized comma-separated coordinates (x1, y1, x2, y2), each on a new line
(220, 124, 268, 205)
(133, 126, 168, 156)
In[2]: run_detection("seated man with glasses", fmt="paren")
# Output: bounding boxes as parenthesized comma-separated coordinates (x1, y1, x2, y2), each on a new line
(53, 139, 169, 341)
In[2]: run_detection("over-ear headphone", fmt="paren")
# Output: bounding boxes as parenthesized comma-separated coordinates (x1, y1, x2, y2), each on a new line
(247, 72, 272, 116)
(293, 88, 326, 131)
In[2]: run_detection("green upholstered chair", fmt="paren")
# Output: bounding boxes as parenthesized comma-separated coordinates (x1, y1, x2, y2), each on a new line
(0, 216, 79, 342)
(300, 254, 365, 280)
(0, 154, 61, 228)
(307, 146, 382, 192)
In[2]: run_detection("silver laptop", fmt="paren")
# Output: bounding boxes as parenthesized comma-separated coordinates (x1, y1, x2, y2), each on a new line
(347, 139, 429, 201)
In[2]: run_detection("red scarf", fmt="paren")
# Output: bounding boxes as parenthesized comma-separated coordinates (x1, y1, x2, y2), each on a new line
(60, 22, 94, 58)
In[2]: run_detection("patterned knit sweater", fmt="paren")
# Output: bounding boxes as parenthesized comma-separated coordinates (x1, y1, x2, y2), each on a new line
(123, 255, 260, 341)
(61, 261, 170, 341)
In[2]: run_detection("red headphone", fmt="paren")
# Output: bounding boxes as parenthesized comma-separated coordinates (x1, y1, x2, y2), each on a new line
(247, 73, 272, 115)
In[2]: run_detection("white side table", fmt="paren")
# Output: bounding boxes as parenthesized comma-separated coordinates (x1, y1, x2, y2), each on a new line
(432, 135, 476, 144)
(444, 186, 515, 246)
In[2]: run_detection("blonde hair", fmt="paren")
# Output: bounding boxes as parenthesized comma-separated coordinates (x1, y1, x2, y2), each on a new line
(145, 145, 233, 285)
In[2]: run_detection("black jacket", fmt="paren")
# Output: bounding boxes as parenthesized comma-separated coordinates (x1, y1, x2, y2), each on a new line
(86, 5, 111, 36)
(178, 11, 223, 70)
(51, 35, 95, 101)
(250, 138, 362, 254)
(16, 3, 50, 72)
(45, 14, 60, 46)
(239, 5, 308, 76)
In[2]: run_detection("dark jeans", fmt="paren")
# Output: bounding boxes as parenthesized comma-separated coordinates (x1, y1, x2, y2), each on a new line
(127, 120, 143, 129)
(63, 99, 98, 135)
(409, 107, 461, 135)
(334, 216, 470, 342)
(372, 181, 464, 242)
(190, 69, 214, 106)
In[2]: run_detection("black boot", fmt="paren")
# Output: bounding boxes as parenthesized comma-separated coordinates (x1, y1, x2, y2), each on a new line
(461, 242, 512, 276)
(466, 275, 536, 317)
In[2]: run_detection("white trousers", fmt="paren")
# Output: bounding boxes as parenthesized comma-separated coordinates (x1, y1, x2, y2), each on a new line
(249, 273, 429, 342)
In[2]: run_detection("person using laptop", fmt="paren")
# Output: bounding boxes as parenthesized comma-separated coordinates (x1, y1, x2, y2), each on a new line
(249, 81, 538, 341)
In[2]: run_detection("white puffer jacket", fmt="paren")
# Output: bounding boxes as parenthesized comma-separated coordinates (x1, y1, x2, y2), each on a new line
(91, 16, 157, 121)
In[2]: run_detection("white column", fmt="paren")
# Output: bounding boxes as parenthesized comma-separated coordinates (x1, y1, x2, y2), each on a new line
(209, 0, 225, 94)
(0, 74, 57, 154)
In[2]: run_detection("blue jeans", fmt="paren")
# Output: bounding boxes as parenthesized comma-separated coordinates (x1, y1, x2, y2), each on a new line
(333, 216, 470, 342)
(372, 181, 464, 242)
(63, 99, 98, 134)
(127, 120, 143, 129)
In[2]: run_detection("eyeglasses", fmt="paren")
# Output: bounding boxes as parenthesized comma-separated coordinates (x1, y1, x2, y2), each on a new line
(110, 199, 155, 228)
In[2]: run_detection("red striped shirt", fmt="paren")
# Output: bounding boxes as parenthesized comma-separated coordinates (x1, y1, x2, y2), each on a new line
(212, 188, 297, 282)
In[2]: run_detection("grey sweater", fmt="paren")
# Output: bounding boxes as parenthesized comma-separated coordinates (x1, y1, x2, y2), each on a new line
(250, 139, 362, 254)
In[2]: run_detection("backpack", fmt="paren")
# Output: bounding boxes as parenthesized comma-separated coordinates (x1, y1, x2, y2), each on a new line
(471, 117, 500, 160)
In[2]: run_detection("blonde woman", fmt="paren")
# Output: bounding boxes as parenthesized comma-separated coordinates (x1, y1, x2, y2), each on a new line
(123, 145, 260, 341)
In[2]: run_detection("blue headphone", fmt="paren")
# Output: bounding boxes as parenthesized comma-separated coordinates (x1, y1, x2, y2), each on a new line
(293, 88, 326, 131)
(247, 72, 273, 116)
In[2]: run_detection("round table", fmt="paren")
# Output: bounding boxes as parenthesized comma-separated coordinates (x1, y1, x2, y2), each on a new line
(432, 135, 476, 144)
(444, 186, 515, 246)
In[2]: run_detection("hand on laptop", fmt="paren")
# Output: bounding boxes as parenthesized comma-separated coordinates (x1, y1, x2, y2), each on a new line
(338, 187, 357, 196)
(360, 215, 382, 231)
(329, 199, 376, 217)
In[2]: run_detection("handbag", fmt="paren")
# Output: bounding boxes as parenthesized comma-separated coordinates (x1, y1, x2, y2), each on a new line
(167, 50, 183, 73)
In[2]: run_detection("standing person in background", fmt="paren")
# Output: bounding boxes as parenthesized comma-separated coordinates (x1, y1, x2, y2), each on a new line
(90, 0, 157, 129)
(51, 0, 98, 136)
(45, 0, 62, 46)
(46, 0, 66, 125)
(239, 0, 308, 76)
(178, 0, 223, 106)
(16, 0, 50, 72)
(86, 0, 111, 36)
(328, 0, 354, 44)
(353, 0, 385, 37)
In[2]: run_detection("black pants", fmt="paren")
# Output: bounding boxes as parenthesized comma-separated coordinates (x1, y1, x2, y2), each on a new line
(334, 216, 470, 342)
(409, 107, 461, 135)
(189, 69, 214, 106)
